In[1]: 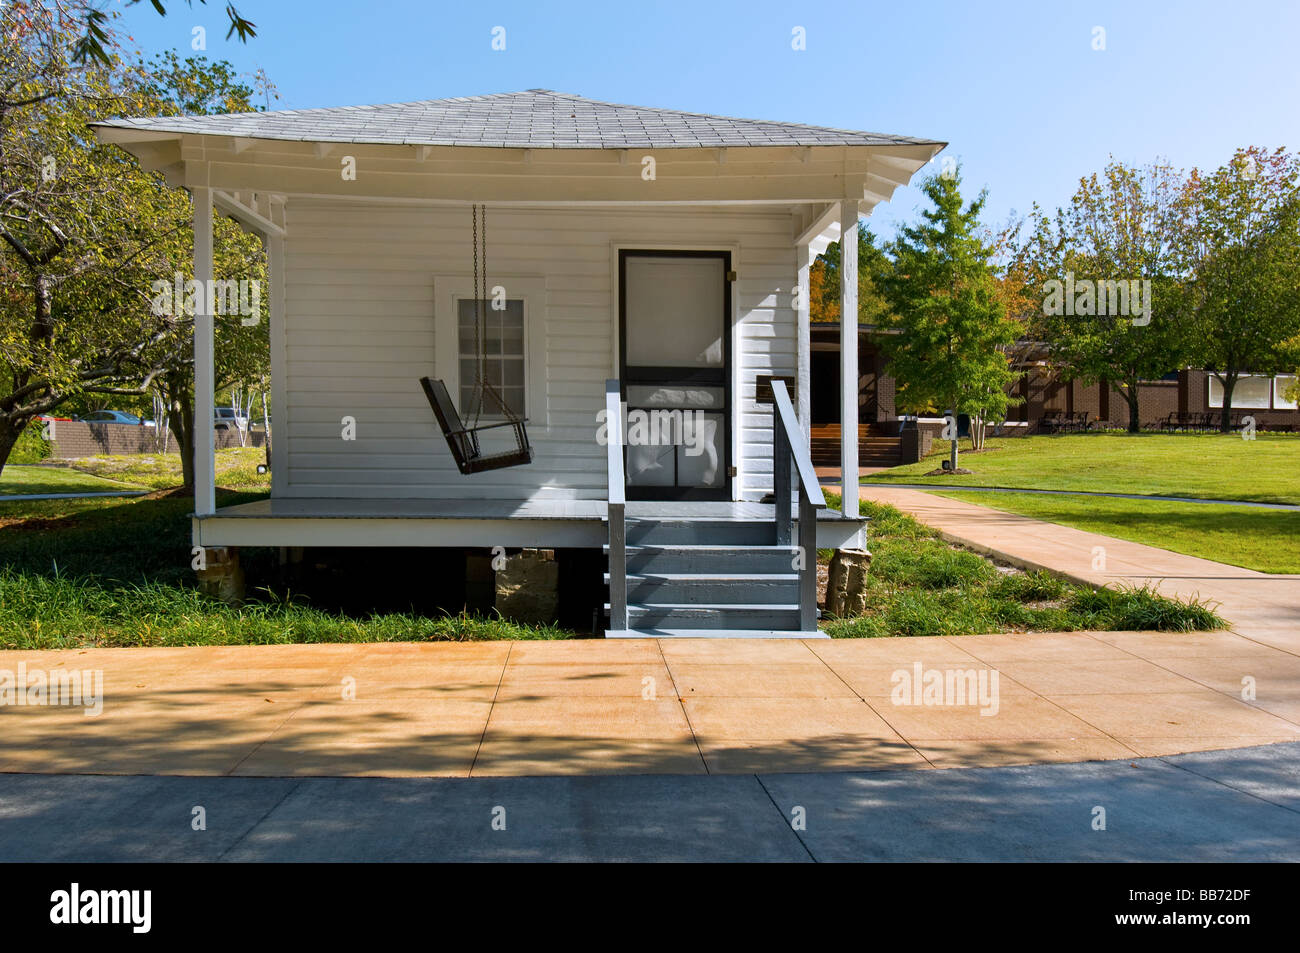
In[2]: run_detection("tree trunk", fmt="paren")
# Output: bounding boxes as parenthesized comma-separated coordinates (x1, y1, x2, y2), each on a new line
(260, 389, 271, 468)
(1218, 374, 1237, 433)
(166, 376, 196, 489)
(949, 401, 960, 470)
(969, 412, 985, 451)
(0, 419, 24, 479)
(1120, 378, 1141, 433)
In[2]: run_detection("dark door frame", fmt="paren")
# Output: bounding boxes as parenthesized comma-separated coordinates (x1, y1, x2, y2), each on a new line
(617, 248, 732, 501)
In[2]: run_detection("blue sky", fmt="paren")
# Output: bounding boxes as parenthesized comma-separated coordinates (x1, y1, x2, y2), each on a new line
(112, 0, 1300, 241)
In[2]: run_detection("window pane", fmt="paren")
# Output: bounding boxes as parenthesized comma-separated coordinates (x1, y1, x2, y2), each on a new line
(1275, 375, 1297, 411)
(1204, 375, 1272, 408)
(624, 256, 724, 367)
(459, 358, 478, 388)
(1234, 375, 1272, 409)
(627, 443, 675, 486)
(676, 413, 724, 487)
(457, 297, 526, 418)
(626, 385, 724, 409)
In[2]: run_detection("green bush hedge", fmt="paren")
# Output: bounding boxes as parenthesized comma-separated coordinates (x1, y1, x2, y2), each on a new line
(9, 423, 52, 464)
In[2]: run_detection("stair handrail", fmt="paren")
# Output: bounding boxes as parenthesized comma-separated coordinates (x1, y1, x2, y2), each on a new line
(771, 380, 825, 632)
(604, 379, 627, 632)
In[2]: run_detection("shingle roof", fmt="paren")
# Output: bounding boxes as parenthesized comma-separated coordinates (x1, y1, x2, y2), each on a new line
(93, 89, 941, 149)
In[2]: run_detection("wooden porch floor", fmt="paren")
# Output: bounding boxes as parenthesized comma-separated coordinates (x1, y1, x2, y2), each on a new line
(208, 498, 841, 522)
(195, 497, 866, 550)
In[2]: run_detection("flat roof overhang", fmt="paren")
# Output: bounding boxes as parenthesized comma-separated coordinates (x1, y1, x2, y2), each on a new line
(91, 127, 944, 207)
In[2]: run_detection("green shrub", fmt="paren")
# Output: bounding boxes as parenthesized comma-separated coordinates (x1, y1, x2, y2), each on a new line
(9, 423, 51, 464)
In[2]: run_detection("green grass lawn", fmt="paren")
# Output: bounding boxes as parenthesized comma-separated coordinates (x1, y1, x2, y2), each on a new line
(930, 490, 1300, 575)
(0, 464, 146, 496)
(865, 432, 1300, 504)
(1, 447, 269, 497)
(0, 491, 570, 649)
(66, 446, 271, 490)
(819, 493, 1221, 638)
(0, 487, 1225, 649)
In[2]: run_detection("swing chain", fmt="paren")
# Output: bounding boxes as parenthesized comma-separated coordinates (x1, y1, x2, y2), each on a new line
(467, 203, 517, 428)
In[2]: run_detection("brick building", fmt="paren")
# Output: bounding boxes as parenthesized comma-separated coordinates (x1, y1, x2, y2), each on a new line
(809, 324, 1299, 439)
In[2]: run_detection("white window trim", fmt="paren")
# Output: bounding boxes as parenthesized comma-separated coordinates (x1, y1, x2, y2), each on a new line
(434, 275, 547, 429)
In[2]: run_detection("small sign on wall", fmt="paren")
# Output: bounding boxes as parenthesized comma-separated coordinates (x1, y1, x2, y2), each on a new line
(755, 375, 796, 406)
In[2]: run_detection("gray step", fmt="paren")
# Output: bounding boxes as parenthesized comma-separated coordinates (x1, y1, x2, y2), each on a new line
(625, 603, 800, 629)
(606, 572, 799, 605)
(607, 628, 827, 639)
(612, 544, 797, 574)
(625, 519, 775, 546)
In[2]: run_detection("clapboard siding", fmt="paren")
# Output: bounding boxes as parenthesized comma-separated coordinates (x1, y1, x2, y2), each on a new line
(280, 200, 796, 500)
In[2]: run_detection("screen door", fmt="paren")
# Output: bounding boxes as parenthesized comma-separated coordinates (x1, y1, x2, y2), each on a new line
(618, 250, 731, 500)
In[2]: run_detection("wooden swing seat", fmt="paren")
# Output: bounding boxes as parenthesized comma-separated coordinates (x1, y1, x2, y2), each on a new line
(419, 377, 533, 475)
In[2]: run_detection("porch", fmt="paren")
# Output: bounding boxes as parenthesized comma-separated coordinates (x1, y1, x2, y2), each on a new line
(193, 497, 867, 550)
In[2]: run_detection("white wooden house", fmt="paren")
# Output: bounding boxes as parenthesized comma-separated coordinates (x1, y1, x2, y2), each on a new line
(93, 90, 943, 637)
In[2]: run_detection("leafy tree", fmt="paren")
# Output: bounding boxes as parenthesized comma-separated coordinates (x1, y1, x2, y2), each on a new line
(0, 1, 164, 470)
(0, 5, 268, 479)
(71, 0, 256, 67)
(876, 168, 1021, 470)
(1178, 147, 1300, 430)
(809, 227, 891, 324)
(1284, 333, 1300, 405)
(1023, 159, 1192, 433)
(125, 50, 271, 486)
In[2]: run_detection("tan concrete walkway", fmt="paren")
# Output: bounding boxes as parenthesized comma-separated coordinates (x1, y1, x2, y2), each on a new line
(855, 485, 1300, 655)
(3, 633, 1298, 778)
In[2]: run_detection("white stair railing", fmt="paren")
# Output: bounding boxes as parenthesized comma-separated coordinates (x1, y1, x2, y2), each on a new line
(771, 380, 827, 632)
(605, 379, 627, 632)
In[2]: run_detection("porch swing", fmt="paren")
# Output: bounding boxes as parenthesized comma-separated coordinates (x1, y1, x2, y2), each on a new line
(420, 204, 533, 475)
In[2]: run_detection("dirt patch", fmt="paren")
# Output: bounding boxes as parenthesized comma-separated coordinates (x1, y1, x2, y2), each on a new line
(923, 467, 975, 476)
(0, 514, 80, 532)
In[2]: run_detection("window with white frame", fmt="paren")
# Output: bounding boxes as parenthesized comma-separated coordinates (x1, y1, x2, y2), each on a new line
(1207, 373, 1294, 410)
(457, 297, 525, 419)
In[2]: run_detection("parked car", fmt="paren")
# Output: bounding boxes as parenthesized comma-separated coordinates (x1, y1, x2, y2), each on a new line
(214, 407, 250, 431)
(80, 410, 143, 425)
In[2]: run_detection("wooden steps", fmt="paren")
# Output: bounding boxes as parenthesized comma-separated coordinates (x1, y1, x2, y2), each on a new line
(809, 423, 901, 467)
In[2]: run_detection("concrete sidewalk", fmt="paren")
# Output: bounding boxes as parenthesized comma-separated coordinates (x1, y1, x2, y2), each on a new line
(3, 634, 1298, 778)
(854, 485, 1300, 655)
(0, 490, 147, 502)
(2, 742, 1297, 861)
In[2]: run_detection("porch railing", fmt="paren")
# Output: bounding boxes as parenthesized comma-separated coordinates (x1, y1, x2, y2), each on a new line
(771, 379, 826, 632)
(605, 379, 627, 631)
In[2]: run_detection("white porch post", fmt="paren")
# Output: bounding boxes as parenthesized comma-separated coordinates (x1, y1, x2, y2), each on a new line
(796, 243, 812, 437)
(267, 229, 287, 484)
(193, 185, 216, 516)
(838, 200, 858, 520)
